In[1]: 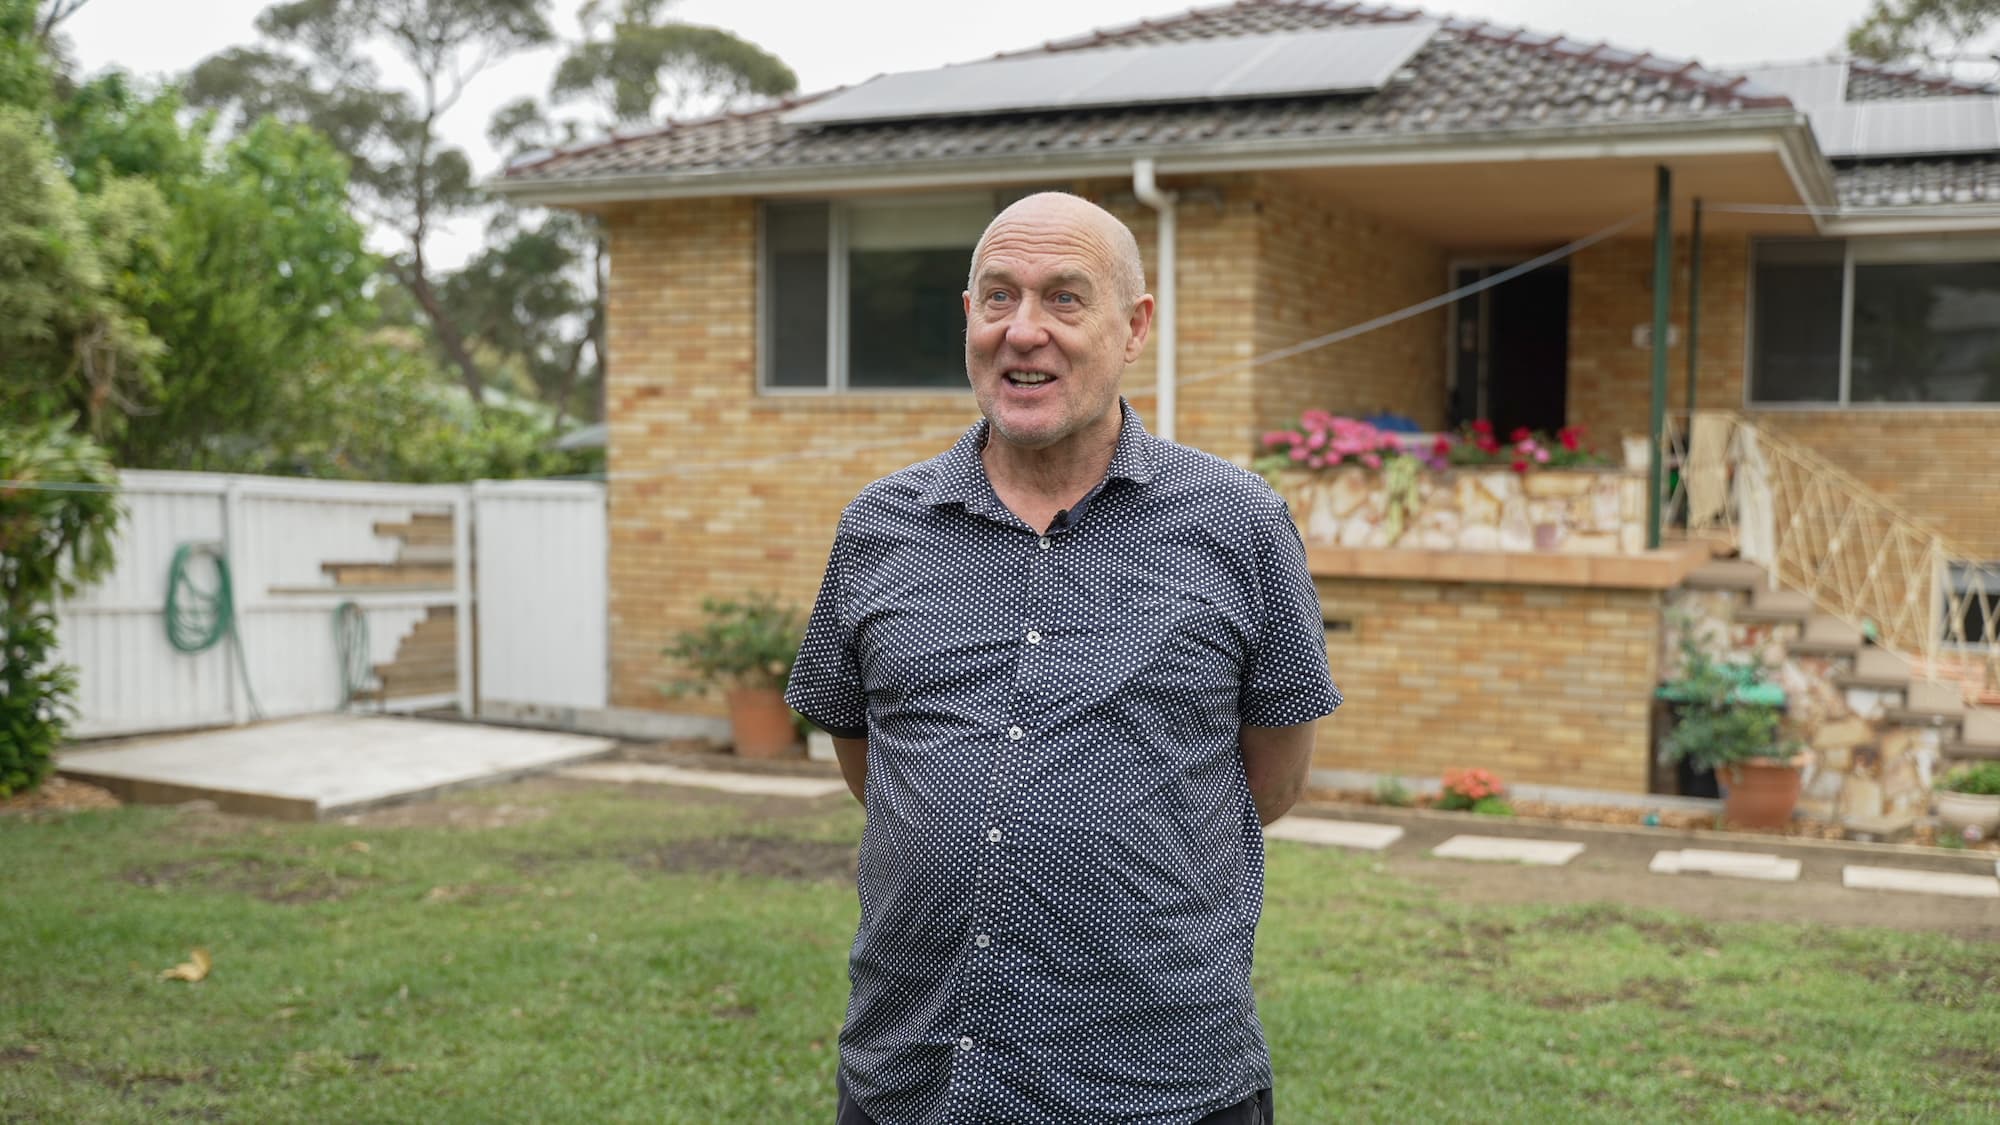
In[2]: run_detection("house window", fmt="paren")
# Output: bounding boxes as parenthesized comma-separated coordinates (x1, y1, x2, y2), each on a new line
(1945, 562, 2000, 650)
(760, 196, 995, 392)
(1750, 237, 2000, 406)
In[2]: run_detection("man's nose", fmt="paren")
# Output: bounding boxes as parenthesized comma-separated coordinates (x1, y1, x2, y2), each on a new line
(1001, 298, 1052, 350)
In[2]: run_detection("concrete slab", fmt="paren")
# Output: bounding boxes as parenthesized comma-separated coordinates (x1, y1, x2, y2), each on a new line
(1432, 835, 1584, 866)
(1650, 849, 1802, 882)
(60, 716, 613, 820)
(1265, 818, 1404, 851)
(1842, 865, 2000, 899)
(556, 762, 848, 799)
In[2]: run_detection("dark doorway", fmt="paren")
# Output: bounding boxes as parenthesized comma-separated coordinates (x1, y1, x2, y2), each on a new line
(1449, 263, 1570, 436)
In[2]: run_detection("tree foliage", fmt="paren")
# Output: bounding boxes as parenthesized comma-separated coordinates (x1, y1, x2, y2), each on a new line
(1849, 0, 2000, 72)
(553, 0, 796, 126)
(185, 0, 557, 401)
(0, 420, 120, 797)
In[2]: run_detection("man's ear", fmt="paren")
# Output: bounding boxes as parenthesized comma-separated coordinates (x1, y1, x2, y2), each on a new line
(1123, 294, 1156, 363)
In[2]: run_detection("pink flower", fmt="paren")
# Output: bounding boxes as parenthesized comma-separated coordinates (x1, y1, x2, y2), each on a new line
(1289, 447, 1308, 461)
(1361, 453, 1382, 469)
(1534, 448, 1551, 463)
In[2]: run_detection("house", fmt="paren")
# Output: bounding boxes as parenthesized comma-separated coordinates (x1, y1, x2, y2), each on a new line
(493, 0, 2000, 804)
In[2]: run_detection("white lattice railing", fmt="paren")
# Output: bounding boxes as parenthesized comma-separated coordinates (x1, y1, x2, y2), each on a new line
(1662, 411, 1999, 698)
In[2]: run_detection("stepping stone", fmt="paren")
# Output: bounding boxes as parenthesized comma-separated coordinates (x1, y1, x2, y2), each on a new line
(1650, 849, 1801, 882)
(1841, 865, 2000, 899)
(1266, 818, 1404, 851)
(1432, 835, 1584, 866)
(556, 762, 849, 799)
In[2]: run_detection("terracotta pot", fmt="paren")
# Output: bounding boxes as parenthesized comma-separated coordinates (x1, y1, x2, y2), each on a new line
(726, 686, 799, 759)
(1717, 758, 1802, 829)
(1934, 791, 2000, 837)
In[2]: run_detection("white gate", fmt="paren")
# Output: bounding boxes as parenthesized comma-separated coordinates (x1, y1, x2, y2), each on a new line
(472, 480, 608, 712)
(55, 471, 607, 741)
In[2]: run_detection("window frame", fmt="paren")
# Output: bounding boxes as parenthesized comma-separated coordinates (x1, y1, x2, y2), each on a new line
(755, 193, 993, 397)
(1746, 235, 2000, 411)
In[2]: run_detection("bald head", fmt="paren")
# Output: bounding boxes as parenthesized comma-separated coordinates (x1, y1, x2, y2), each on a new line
(968, 192, 1147, 311)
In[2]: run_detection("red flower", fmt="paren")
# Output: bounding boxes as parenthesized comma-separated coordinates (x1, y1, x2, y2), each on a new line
(1431, 435, 1452, 457)
(1559, 427, 1582, 452)
(1470, 419, 1493, 436)
(1510, 458, 1529, 474)
(1509, 427, 1532, 443)
(1476, 436, 1501, 455)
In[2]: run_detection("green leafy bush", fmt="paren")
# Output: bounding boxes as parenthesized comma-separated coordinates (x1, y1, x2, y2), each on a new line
(1936, 762, 2000, 797)
(0, 422, 121, 796)
(658, 594, 803, 698)
(1657, 615, 1797, 774)
(1373, 776, 1413, 808)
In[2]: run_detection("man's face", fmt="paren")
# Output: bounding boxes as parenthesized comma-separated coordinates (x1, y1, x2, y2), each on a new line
(963, 199, 1153, 454)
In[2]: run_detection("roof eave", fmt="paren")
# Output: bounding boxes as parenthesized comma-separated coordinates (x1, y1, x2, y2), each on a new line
(488, 111, 1830, 211)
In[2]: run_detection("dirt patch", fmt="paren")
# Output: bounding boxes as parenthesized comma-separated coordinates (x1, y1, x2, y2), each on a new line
(337, 799, 551, 830)
(1935, 1046, 2000, 1075)
(0, 777, 122, 817)
(124, 857, 365, 905)
(630, 835, 855, 882)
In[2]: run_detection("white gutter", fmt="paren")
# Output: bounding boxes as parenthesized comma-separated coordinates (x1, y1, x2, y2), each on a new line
(1132, 158, 1177, 443)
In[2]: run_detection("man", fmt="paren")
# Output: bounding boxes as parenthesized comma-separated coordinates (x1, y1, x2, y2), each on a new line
(786, 192, 1340, 1125)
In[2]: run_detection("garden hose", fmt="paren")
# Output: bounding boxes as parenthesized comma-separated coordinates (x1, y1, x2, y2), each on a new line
(333, 600, 374, 710)
(164, 542, 264, 720)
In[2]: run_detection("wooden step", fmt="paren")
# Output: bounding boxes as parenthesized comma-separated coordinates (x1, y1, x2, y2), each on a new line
(323, 561, 454, 587)
(1682, 559, 1766, 591)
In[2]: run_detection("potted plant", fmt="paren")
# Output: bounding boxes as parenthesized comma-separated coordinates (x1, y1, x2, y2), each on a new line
(1656, 618, 1803, 829)
(1933, 762, 2000, 840)
(660, 594, 804, 759)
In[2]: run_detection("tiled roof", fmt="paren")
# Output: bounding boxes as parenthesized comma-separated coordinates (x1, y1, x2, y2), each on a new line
(1844, 60, 1995, 101)
(502, 0, 1793, 187)
(1836, 156, 2000, 207)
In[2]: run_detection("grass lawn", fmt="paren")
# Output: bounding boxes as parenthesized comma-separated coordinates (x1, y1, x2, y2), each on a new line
(3, 780, 1997, 1123)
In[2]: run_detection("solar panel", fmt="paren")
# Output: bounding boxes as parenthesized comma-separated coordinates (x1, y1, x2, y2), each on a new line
(784, 20, 1440, 127)
(1812, 98, 2000, 158)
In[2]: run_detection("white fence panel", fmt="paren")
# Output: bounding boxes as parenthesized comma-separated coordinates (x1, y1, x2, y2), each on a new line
(57, 471, 469, 739)
(473, 480, 608, 711)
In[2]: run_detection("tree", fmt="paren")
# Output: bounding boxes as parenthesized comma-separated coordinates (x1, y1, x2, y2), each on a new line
(184, 0, 556, 403)
(45, 74, 380, 469)
(552, 0, 796, 126)
(1849, 0, 2000, 78)
(467, 1, 796, 427)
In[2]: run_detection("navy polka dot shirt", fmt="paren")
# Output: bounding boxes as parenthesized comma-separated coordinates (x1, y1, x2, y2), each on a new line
(787, 400, 1341, 1124)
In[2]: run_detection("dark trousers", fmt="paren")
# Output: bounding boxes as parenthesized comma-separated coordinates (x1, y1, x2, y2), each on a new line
(836, 1073, 1274, 1124)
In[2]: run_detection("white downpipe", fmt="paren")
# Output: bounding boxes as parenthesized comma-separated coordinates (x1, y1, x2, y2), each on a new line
(1132, 158, 1177, 443)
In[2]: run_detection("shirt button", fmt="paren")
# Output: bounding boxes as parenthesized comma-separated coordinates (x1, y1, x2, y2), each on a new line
(1038, 536, 1051, 550)
(974, 934, 991, 948)
(959, 1037, 974, 1051)
(986, 827, 1002, 843)
(1007, 725, 1024, 741)
(1026, 630, 1041, 644)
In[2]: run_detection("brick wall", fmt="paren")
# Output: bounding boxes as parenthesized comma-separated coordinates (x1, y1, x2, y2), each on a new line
(1566, 232, 1748, 445)
(602, 198, 982, 712)
(1567, 232, 2000, 558)
(1314, 577, 1662, 793)
(1254, 179, 1449, 435)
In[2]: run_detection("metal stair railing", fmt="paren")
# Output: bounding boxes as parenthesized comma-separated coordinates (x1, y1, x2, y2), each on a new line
(1661, 410, 1999, 695)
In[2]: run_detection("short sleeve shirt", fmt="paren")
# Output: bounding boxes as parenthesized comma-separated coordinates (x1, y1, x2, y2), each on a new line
(786, 400, 1341, 1125)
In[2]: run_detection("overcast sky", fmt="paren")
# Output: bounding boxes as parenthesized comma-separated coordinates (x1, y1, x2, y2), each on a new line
(64, 0, 1878, 265)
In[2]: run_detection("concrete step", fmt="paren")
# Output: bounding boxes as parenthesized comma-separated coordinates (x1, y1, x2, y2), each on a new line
(1803, 615, 1864, 646)
(1683, 559, 1767, 591)
(1266, 818, 1404, 851)
(1650, 849, 1802, 882)
(1856, 648, 1911, 681)
(1752, 588, 1814, 615)
(1940, 741, 2000, 762)
(1432, 835, 1584, 866)
(1842, 865, 1999, 899)
(1906, 680, 1967, 716)
(1963, 709, 2000, 746)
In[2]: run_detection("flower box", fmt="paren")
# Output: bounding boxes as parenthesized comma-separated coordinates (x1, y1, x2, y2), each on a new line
(1273, 464, 1646, 554)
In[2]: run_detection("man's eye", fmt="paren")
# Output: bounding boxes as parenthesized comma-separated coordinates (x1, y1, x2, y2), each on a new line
(1052, 292, 1078, 306)
(986, 290, 1011, 304)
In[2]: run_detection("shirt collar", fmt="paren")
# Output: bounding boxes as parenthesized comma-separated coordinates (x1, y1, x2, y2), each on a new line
(923, 398, 1158, 512)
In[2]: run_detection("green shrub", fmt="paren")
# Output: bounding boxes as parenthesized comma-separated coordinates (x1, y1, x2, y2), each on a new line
(1936, 762, 2000, 797)
(1373, 776, 1413, 808)
(0, 421, 121, 797)
(659, 594, 803, 698)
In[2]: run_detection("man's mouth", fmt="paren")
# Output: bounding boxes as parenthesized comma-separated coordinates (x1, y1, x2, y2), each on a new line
(1004, 370, 1055, 387)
